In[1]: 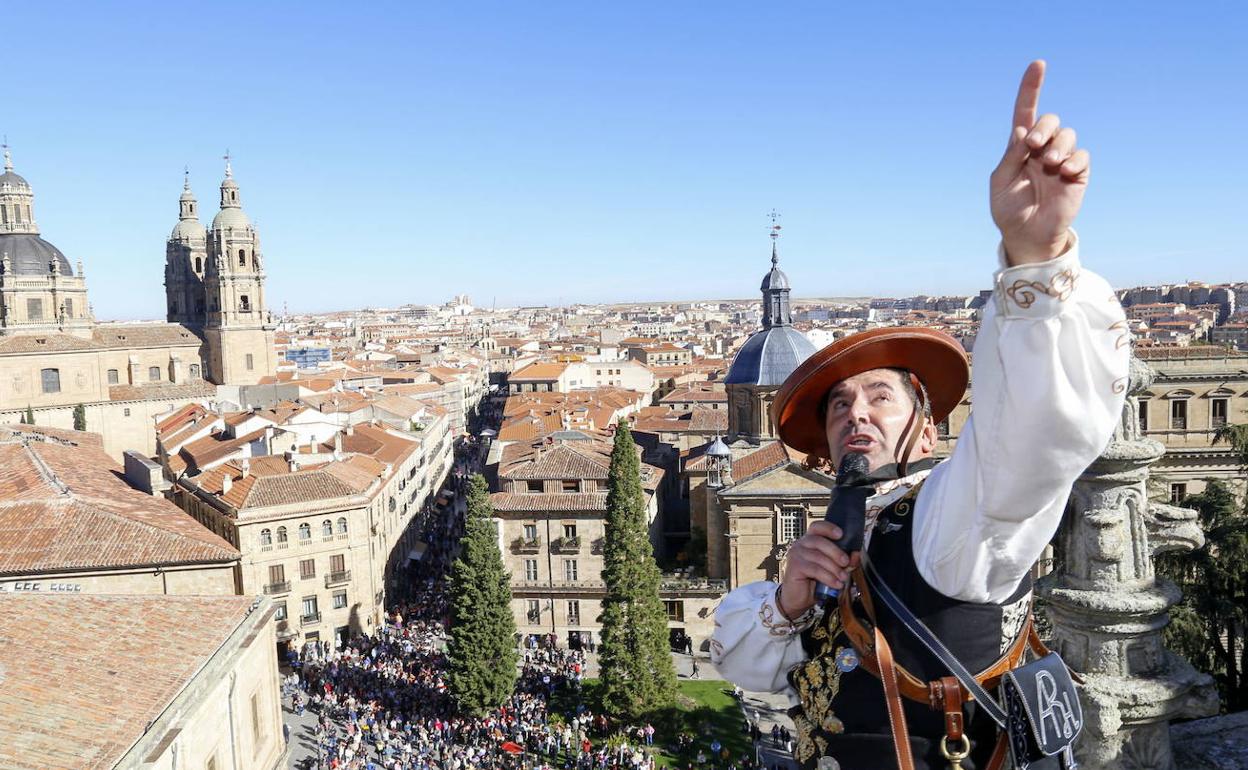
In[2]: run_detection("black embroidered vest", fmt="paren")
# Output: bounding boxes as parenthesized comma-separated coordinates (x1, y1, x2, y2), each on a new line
(787, 481, 1033, 770)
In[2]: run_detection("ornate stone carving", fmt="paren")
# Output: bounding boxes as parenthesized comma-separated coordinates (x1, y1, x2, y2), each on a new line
(1037, 355, 1219, 769)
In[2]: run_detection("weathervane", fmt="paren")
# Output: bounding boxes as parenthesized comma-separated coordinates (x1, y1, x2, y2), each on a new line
(768, 209, 782, 264)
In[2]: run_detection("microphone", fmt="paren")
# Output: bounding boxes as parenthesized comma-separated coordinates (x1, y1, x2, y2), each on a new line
(813, 452, 872, 602)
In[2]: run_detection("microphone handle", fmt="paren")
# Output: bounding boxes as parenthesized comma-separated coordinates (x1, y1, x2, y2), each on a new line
(813, 485, 872, 601)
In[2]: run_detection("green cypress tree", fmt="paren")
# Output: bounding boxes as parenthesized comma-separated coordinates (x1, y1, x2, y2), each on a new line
(599, 421, 678, 719)
(22, 405, 34, 425)
(447, 473, 518, 716)
(73, 404, 87, 432)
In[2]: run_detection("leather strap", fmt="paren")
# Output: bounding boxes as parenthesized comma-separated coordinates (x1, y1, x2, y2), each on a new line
(931, 676, 964, 742)
(838, 569, 1035, 705)
(985, 732, 1010, 770)
(875, 623, 915, 770)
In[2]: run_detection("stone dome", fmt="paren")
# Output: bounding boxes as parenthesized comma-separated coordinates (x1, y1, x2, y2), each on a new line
(0, 170, 31, 192)
(760, 264, 790, 291)
(723, 325, 817, 387)
(0, 233, 74, 276)
(211, 206, 251, 230)
(171, 218, 206, 240)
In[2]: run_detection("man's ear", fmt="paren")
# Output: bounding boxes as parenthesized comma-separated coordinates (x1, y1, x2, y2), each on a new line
(917, 419, 939, 455)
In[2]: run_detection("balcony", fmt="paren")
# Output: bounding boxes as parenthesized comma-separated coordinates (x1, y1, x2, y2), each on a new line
(300, 611, 322, 626)
(325, 570, 351, 587)
(263, 581, 291, 595)
(660, 574, 730, 595)
(512, 536, 542, 553)
(551, 535, 581, 553)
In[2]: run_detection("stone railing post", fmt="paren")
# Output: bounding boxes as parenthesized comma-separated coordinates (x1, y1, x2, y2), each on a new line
(1037, 356, 1219, 769)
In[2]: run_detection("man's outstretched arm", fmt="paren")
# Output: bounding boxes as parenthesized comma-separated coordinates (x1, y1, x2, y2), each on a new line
(913, 61, 1130, 602)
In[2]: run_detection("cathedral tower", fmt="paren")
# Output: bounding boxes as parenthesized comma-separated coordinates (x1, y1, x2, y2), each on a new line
(165, 171, 207, 325)
(0, 145, 94, 338)
(723, 214, 816, 442)
(201, 156, 277, 385)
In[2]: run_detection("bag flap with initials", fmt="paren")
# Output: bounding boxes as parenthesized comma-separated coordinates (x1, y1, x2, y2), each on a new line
(1001, 651, 1083, 757)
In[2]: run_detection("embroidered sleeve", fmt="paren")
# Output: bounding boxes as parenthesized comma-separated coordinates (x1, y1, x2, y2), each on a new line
(914, 229, 1130, 603)
(710, 581, 810, 694)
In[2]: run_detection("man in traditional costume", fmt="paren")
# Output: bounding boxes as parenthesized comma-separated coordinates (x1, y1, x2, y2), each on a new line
(711, 61, 1131, 770)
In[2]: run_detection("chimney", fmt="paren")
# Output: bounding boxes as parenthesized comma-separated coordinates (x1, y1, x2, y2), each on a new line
(334, 432, 343, 454)
(221, 474, 233, 495)
(346, 423, 354, 437)
(240, 459, 250, 479)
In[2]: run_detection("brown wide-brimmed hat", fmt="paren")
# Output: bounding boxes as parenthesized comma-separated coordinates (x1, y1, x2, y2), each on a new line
(771, 327, 969, 459)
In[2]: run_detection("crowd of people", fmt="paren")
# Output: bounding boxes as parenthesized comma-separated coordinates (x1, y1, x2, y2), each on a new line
(283, 400, 777, 770)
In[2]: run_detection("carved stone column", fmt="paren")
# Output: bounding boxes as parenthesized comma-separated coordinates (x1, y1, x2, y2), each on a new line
(1038, 356, 1219, 769)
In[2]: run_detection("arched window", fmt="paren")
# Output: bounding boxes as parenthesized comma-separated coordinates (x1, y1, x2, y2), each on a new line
(336, 517, 348, 535)
(194, 256, 202, 273)
(322, 519, 333, 538)
(189, 363, 200, 379)
(259, 528, 272, 547)
(298, 523, 311, 541)
(238, 249, 247, 267)
(41, 368, 61, 394)
(276, 526, 288, 547)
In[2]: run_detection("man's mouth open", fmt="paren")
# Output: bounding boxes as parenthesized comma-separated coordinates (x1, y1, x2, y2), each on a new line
(844, 434, 876, 451)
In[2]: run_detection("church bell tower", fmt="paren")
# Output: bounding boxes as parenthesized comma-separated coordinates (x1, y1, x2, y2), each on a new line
(201, 155, 277, 385)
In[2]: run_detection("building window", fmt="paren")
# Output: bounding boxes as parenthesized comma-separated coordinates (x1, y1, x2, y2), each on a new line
(564, 559, 578, 582)
(276, 526, 288, 548)
(189, 363, 200, 379)
(149, 366, 161, 381)
(107, 368, 119, 385)
(298, 523, 311, 541)
(562, 523, 577, 540)
(239, 249, 247, 267)
(1170, 399, 1188, 430)
(524, 559, 538, 581)
(195, 256, 203, 273)
(330, 554, 346, 574)
(302, 596, 319, 620)
(274, 601, 287, 621)
(246, 353, 255, 370)
(251, 692, 263, 745)
(333, 591, 348, 610)
(1138, 399, 1149, 432)
(27, 298, 42, 321)
(526, 480, 543, 493)
(40, 368, 61, 394)
(63, 298, 74, 318)
(240, 295, 250, 312)
(780, 506, 806, 543)
(322, 519, 333, 540)
(123, 408, 131, 417)
(268, 564, 286, 588)
(937, 418, 950, 439)
(259, 528, 272, 550)
(1211, 398, 1229, 429)
(336, 517, 348, 536)
(561, 479, 579, 493)
(567, 599, 580, 625)
(1170, 483, 1187, 505)
(300, 559, 316, 580)
(523, 523, 538, 541)
(664, 600, 685, 622)
(526, 599, 541, 623)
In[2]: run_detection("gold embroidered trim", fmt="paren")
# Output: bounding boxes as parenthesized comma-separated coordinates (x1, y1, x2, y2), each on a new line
(1004, 268, 1079, 309)
(1112, 376, 1128, 395)
(1109, 320, 1131, 350)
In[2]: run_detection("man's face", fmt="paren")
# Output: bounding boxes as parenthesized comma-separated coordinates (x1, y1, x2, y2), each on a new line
(823, 368, 930, 473)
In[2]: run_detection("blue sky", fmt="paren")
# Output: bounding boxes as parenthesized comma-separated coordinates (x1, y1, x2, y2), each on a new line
(5, 2, 1245, 319)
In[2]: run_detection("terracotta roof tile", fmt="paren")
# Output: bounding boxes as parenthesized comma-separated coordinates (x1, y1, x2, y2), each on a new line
(109, 380, 215, 403)
(490, 492, 608, 512)
(92, 323, 202, 349)
(0, 594, 257, 770)
(0, 435, 238, 575)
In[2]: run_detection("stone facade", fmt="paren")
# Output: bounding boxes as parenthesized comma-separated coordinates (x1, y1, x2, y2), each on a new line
(1037, 357, 1219, 769)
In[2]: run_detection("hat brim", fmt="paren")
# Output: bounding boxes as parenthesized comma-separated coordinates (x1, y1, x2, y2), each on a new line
(771, 327, 969, 459)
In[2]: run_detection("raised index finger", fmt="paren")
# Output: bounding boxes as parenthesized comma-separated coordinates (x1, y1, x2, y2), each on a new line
(1012, 59, 1047, 131)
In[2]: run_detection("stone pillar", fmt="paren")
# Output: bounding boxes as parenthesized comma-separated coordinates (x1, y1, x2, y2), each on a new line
(1038, 356, 1219, 769)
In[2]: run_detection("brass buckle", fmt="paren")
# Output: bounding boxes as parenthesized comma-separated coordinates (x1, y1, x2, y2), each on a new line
(938, 734, 971, 770)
